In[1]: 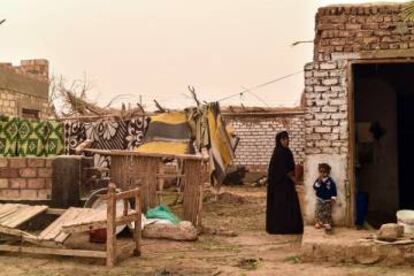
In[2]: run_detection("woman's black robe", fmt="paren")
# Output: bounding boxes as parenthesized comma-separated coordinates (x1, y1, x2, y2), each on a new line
(266, 142, 303, 234)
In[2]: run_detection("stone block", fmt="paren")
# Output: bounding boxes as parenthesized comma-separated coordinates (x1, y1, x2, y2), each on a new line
(346, 23, 361, 30)
(315, 127, 331, 133)
(20, 190, 38, 200)
(0, 159, 8, 168)
(38, 168, 53, 178)
(0, 178, 9, 188)
(20, 168, 37, 178)
(0, 168, 19, 178)
(377, 223, 404, 242)
(314, 86, 329, 92)
(45, 158, 54, 168)
(9, 158, 27, 168)
(27, 158, 45, 168)
(320, 62, 337, 70)
(9, 178, 26, 189)
(314, 71, 329, 78)
(27, 178, 45, 189)
(322, 78, 339, 86)
(2, 189, 20, 199)
(37, 189, 51, 200)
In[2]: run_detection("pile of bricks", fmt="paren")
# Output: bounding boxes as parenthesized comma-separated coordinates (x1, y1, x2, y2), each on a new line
(224, 113, 306, 172)
(0, 157, 54, 200)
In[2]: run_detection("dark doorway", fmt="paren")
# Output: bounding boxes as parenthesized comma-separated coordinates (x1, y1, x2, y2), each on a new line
(353, 62, 414, 228)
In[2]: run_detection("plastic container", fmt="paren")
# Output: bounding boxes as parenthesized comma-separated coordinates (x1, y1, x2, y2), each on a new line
(396, 210, 414, 235)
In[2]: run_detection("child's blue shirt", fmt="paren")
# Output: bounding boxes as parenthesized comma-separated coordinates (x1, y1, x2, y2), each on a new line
(313, 176, 337, 201)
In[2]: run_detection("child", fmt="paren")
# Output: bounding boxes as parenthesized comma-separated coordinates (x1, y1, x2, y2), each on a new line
(313, 163, 337, 231)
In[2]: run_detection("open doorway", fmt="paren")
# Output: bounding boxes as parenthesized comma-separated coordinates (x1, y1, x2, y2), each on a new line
(353, 62, 414, 228)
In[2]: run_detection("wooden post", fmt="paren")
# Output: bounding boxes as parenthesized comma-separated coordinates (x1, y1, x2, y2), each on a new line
(183, 159, 203, 226)
(158, 164, 165, 204)
(133, 190, 141, 256)
(123, 199, 128, 217)
(106, 183, 117, 267)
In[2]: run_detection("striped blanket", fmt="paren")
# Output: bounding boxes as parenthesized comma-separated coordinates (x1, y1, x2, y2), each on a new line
(136, 112, 193, 154)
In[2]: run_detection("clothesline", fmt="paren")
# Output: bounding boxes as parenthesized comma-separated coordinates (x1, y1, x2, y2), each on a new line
(216, 70, 303, 103)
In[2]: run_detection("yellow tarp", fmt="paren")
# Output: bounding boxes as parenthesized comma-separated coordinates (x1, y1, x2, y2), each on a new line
(207, 109, 234, 170)
(150, 112, 187, 125)
(136, 141, 189, 155)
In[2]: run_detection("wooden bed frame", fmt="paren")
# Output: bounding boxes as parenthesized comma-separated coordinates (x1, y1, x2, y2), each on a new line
(0, 183, 141, 267)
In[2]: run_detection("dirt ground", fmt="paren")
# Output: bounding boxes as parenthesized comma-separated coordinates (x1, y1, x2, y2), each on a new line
(0, 186, 413, 276)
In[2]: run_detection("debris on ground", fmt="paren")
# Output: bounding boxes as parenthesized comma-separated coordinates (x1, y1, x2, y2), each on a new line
(143, 221, 198, 241)
(222, 165, 247, 185)
(203, 190, 248, 204)
(200, 226, 238, 237)
(377, 223, 404, 242)
(237, 257, 261, 270)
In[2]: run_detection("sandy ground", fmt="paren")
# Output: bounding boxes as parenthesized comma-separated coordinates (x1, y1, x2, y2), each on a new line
(0, 186, 413, 276)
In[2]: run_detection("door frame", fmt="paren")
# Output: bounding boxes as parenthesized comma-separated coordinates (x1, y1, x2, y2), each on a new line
(346, 58, 414, 226)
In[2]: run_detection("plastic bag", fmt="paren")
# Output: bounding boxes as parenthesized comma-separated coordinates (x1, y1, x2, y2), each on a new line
(145, 205, 181, 225)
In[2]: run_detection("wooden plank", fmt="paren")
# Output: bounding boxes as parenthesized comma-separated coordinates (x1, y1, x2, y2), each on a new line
(83, 148, 207, 161)
(0, 204, 19, 217)
(106, 183, 117, 267)
(61, 212, 139, 234)
(1, 206, 29, 227)
(39, 208, 82, 240)
(99, 189, 140, 201)
(0, 244, 107, 259)
(0, 204, 20, 222)
(54, 208, 97, 244)
(183, 159, 203, 226)
(156, 174, 185, 178)
(0, 226, 38, 240)
(5, 205, 48, 228)
(46, 208, 66, 215)
(133, 195, 141, 256)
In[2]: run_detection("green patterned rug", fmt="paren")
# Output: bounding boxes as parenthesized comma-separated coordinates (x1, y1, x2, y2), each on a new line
(0, 116, 64, 157)
(45, 121, 64, 156)
(0, 116, 19, 156)
(17, 119, 48, 157)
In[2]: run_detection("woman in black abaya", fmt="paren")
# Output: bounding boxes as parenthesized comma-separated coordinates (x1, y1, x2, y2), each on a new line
(266, 131, 303, 234)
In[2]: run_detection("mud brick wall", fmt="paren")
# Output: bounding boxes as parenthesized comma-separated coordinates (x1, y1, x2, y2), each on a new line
(0, 59, 50, 119)
(224, 112, 305, 172)
(314, 3, 414, 62)
(0, 157, 53, 201)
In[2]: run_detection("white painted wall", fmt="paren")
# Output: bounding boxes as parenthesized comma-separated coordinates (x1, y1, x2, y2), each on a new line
(304, 154, 348, 225)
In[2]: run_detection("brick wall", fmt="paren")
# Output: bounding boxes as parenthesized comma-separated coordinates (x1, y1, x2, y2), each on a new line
(0, 59, 50, 119)
(223, 112, 305, 172)
(0, 157, 53, 200)
(314, 3, 414, 62)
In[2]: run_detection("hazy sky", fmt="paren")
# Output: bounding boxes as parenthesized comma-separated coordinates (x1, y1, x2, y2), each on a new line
(0, 0, 409, 109)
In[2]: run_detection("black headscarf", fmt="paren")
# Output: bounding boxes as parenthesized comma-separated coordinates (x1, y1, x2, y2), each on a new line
(275, 131, 289, 148)
(268, 131, 295, 186)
